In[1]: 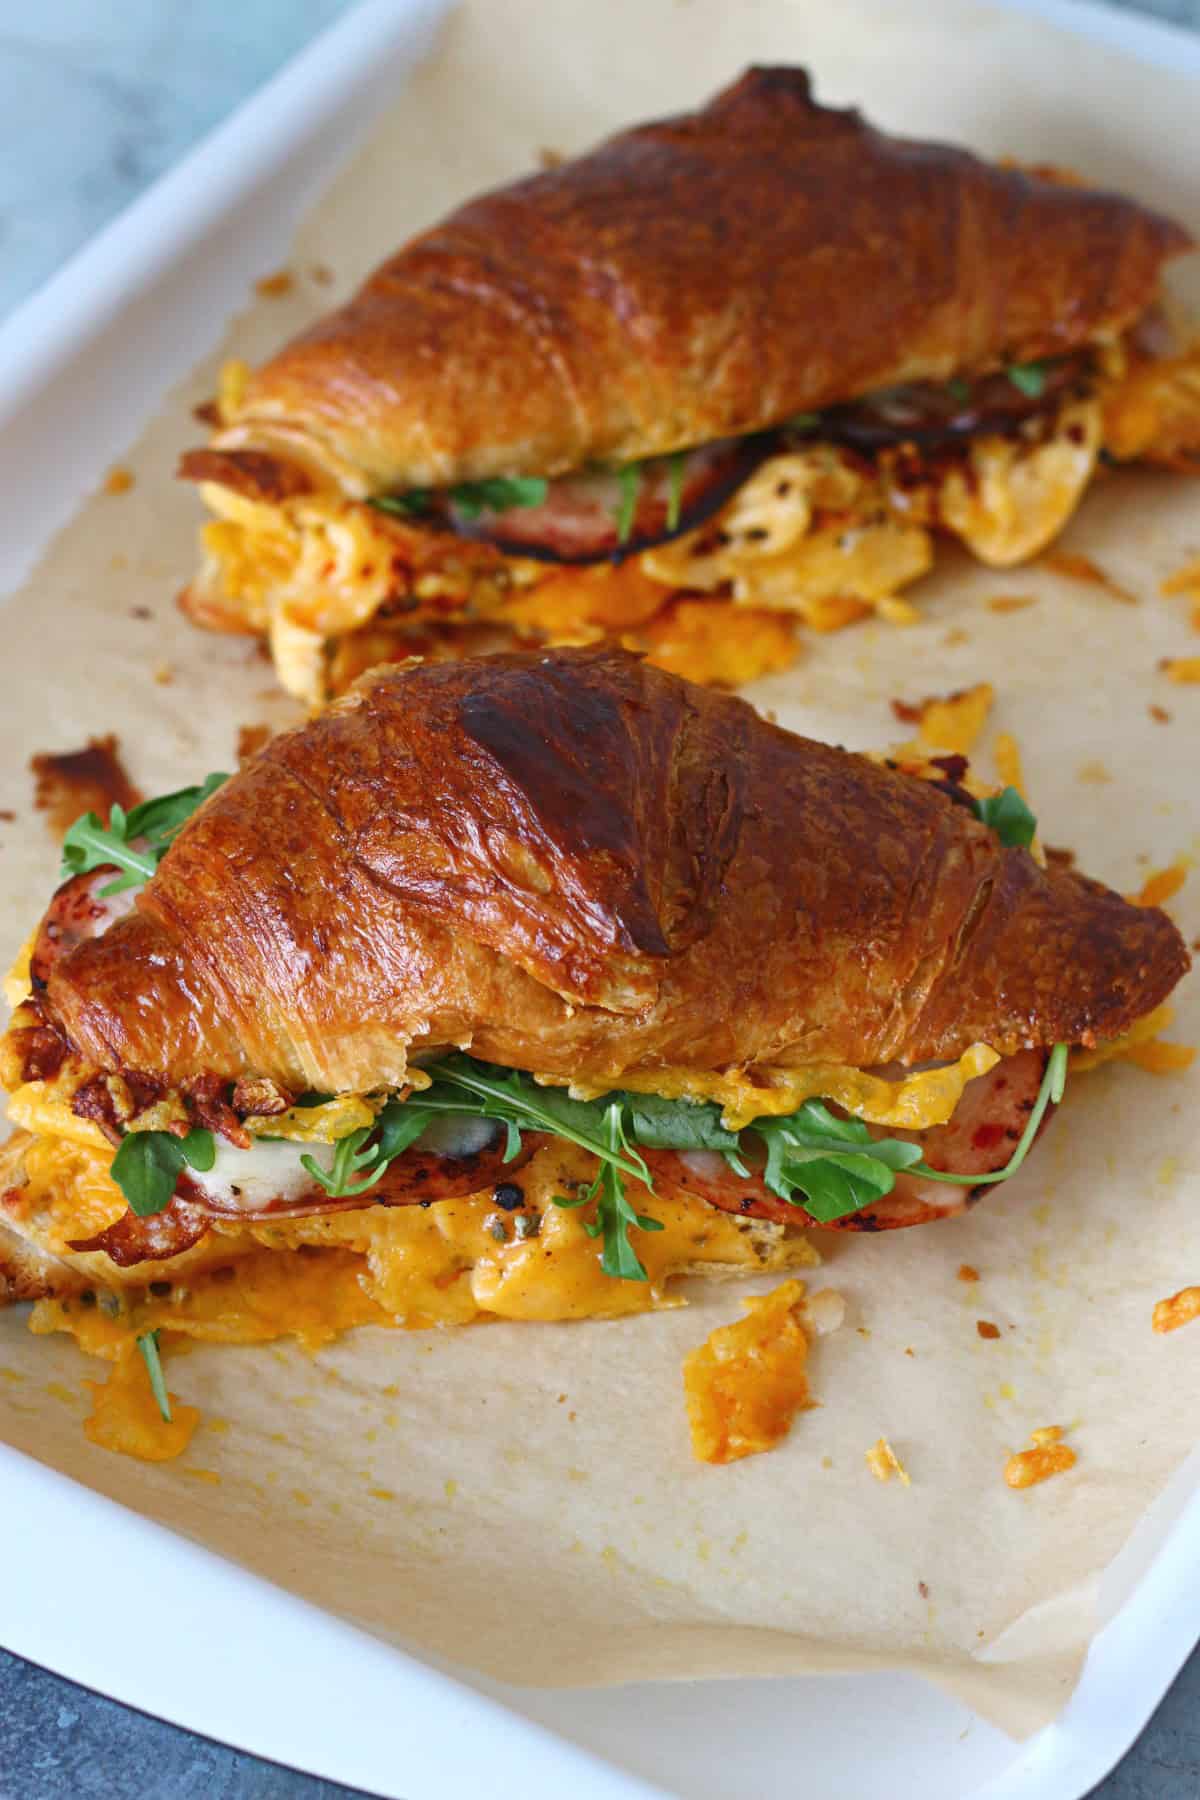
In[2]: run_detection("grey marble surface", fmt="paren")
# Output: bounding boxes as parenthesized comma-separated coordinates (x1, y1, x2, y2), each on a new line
(2, 2, 1200, 1796)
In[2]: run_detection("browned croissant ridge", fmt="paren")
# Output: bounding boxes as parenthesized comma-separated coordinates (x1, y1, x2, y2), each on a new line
(179, 66, 1190, 497)
(38, 649, 1188, 1100)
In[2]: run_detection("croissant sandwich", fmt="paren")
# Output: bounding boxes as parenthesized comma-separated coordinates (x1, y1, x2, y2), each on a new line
(0, 648, 1188, 1452)
(178, 68, 1200, 706)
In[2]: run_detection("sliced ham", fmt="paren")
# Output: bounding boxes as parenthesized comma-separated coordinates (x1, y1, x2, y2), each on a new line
(180, 1119, 539, 1222)
(30, 869, 139, 991)
(75, 1119, 545, 1268)
(642, 1049, 1051, 1232)
(430, 437, 773, 563)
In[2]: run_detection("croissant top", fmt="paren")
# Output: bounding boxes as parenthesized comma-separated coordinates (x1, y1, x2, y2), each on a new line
(193, 67, 1192, 495)
(38, 649, 1188, 1097)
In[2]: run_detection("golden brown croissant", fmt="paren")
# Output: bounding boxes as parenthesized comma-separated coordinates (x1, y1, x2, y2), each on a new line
(176, 68, 1199, 703)
(0, 650, 1189, 1448)
(26, 648, 1187, 1095)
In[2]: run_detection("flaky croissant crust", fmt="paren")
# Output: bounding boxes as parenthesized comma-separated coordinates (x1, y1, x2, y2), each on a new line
(42, 648, 1188, 1096)
(190, 66, 1191, 496)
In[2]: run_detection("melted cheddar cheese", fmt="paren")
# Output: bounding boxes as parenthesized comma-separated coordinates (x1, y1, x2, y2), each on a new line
(683, 1280, 813, 1464)
(560, 1042, 1000, 1132)
(1070, 1003, 1195, 1074)
(83, 1346, 202, 1462)
(937, 395, 1101, 565)
(1102, 344, 1200, 469)
(18, 1137, 819, 1458)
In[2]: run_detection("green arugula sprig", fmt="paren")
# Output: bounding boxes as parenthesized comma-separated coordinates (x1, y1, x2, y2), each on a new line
(1006, 360, 1049, 398)
(615, 464, 642, 545)
(111, 1128, 216, 1217)
(552, 1103, 664, 1279)
(971, 785, 1038, 849)
(665, 452, 687, 533)
(300, 1098, 436, 1198)
(372, 476, 548, 523)
(60, 773, 229, 897)
(137, 1329, 172, 1424)
(755, 1101, 925, 1223)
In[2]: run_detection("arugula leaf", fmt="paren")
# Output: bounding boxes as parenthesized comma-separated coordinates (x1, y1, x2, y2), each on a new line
(374, 1099, 437, 1163)
(755, 1104, 923, 1222)
(761, 1099, 916, 1168)
(371, 491, 433, 518)
(665, 453, 687, 533)
(615, 465, 641, 545)
(298, 1089, 510, 1199)
(449, 476, 548, 520)
(946, 377, 973, 403)
(300, 1126, 384, 1199)
(620, 1092, 736, 1154)
(425, 1057, 652, 1185)
(771, 1152, 895, 1224)
(60, 811, 157, 891)
(1006, 361, 1048, 398)
(111, 1128, 215, 1218)
(553, 1103, 663, 1280)
(786, 412, 821, 431)
(136, 1330, 172, 1424)
(972, 786, 1037, 849)
(372, 477, 548, 524)
(61, 773, 229, 897)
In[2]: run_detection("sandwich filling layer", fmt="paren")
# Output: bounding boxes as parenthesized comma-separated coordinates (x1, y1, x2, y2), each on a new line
(182, 342, 1200, 704)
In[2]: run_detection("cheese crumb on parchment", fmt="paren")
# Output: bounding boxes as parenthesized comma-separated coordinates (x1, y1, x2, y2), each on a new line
(1004, 1425, 1076, 1489)
(1131, 859, 1191, 910)
(684, 1280, 845, 1465)
(1153, 1287, 1200, 1334)
(865, 1437, 911, 1485)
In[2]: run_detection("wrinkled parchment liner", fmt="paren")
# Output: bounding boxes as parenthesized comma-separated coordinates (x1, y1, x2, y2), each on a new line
(1, 0, 1198, 1738)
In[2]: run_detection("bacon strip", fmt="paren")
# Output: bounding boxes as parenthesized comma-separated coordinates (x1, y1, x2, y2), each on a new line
(69, 1198, 208, 1267)
(178, 447, 314, 503)
(810, 355, 1093, 454)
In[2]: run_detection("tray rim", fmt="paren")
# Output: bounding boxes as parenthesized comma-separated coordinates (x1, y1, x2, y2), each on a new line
(1, 2, 1199, 1796)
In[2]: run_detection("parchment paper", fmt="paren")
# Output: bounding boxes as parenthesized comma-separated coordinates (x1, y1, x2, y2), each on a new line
(2, 0, 1199, 1740)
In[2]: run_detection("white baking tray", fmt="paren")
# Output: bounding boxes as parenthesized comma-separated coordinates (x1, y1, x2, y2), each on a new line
(2, 2, 1199, 1794)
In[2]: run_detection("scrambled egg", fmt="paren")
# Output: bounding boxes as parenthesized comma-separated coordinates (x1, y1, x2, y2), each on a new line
(1102, 344, 1200, 469)
(937, 395, 1101, 565)
(642, 447, 934, 608)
